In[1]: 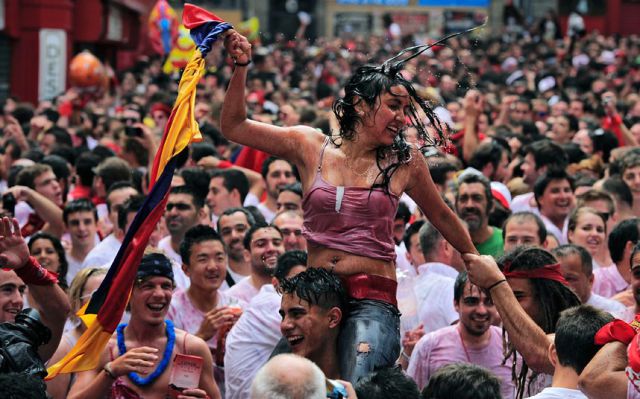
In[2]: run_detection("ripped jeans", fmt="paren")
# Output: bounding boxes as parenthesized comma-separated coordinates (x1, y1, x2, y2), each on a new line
(338, 299, 401, 384)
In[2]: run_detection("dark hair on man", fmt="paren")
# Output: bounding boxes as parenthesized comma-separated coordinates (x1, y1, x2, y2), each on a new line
(211, 169, 250, 203)
(63, 198, 98, 224)
(190, 142, 219, 163)
(418, 221, 443, 260)
(15, 164, 52, 189)
(456, 173, 493, 213)
(122, 138, 148, 168)
(603, 176, 633, 209)
(28, 232, 69, 290)
(469, 142, 505, 173)
(41, 154, 70, 181)
(94, 157, 132, 192)
(523, 140, 568, 171)
(4, 139, 22, 161)
(261, 156, 292, 179)
(403, 220, 426, 252)
(453, 271, 472, 303)
(428, 160, 457, 187)
(278, 182, 303, 198)
(216, 207, 256, 233)
(106, 181, 137, 213)
(244, 205, 267, 225)
(75, 153, 101, 187)
(170, 184, 205, 209)
(280, 267, 346, 311)
(421, 363, 503, 399)
(355, 367, 420, 399)
(117, 195, 145, 231)
(589, 129, 618, 163)
(273, 250, 307, 282)
(554, 305, 614, 374)
(243, 222, 282, 250)
(553, 244, 593, 276)
(533, 168, 574, 207)
(45, 126, 73, 147)
(608, 218, 640, 264)
(395, 201, 411, 224)
(179, 168, 210, 206)
(179, 224, 225, 265)
(497, 246, 580, 398)
(502, 211, 547, 244)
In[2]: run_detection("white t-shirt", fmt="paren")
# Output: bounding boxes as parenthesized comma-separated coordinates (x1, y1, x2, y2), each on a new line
(82, 233, 122, 269)
(157, 236, 190, 291)
(225, 284, 282, 399)
(256, 202, 276, 223)
(225, 276, 260, 304)
(527, 387, 587, 398)
(414, 262, 459, 334)
(587, 293, 626, 317)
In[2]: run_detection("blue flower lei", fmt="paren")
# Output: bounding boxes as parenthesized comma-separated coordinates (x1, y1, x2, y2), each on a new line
(116, 319, 175, 386)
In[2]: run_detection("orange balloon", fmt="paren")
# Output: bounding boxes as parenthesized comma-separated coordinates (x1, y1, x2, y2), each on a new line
(69, 51, 106, 88)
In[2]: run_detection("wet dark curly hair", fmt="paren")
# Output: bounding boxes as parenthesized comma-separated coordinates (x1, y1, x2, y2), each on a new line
(332, 25, 483, 194)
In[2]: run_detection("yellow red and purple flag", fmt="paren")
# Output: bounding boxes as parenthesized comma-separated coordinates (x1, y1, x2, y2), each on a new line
(46, 4, 233, 378)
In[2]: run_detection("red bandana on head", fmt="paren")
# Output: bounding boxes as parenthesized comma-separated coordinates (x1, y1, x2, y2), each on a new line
(502, 262, 569, 286)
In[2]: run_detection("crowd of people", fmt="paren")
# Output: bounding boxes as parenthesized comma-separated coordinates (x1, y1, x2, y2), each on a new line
(0, 6, 640, 398)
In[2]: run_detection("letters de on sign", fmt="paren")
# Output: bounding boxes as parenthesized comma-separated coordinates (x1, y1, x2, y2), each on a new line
(38, 29, 67, 101)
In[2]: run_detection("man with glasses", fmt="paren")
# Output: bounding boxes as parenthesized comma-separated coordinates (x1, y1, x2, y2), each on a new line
(273, 211, 306, 252)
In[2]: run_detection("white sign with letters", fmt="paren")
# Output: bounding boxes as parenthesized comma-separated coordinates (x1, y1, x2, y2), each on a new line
(38, 29, 66, 101)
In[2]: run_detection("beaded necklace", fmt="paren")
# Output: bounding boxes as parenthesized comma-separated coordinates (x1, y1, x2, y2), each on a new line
(116, 319, 176, 386)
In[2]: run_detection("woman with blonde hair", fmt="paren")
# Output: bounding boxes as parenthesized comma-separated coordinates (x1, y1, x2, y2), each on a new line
(45, 267, 107, 399)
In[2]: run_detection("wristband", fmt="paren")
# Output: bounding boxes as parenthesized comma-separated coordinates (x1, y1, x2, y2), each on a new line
(234, 59, 251, 67)
(103, 362, 117, 379)
(217, 160, 233, 169)
(487, 279, 507, 292)
(14, 256, 58, 285)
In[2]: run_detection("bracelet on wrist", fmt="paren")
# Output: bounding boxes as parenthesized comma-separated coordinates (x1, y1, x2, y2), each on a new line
(103, 362, 117, 379)
(401, 351, 410, 361)
(15, 256, 58, 285)
(488, 279, 507, 292)
(234, 59, 251, 67)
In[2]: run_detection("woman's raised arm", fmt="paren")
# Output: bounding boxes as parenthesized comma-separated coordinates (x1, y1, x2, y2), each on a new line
(220, 31, 318, 166)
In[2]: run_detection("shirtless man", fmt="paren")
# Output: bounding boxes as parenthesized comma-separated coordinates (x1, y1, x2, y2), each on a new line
(68, 253, 221, 399)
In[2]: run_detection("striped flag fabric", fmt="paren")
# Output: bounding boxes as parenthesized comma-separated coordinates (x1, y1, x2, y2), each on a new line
(46, 4, 233, 378)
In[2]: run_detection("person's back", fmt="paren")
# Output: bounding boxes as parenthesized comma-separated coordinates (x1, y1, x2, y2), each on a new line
(528, 305, 613, 399)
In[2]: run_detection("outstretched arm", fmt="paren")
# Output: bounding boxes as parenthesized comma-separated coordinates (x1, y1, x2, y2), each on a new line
(219, 31, 319, 166)
(463, 253, 554, 374)
(405, 151, 477, 257)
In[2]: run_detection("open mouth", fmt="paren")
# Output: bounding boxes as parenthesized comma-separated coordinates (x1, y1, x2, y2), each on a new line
(5, 308, 20, 315)
(287, 335, 304, 347)
(147, 303, 166, 312)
